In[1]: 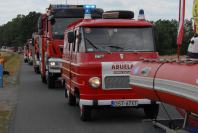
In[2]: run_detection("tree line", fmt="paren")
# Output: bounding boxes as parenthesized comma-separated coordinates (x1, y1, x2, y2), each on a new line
(0, 12, 194, 55)
(0, 12, 41, 48)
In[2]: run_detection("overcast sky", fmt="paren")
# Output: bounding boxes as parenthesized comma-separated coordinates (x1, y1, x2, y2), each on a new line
(0, 0, 193, 25)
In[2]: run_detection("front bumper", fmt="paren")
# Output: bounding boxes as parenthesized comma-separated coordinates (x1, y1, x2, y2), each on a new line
(80, 99, 152, 107)
(48, 68, 61, 73)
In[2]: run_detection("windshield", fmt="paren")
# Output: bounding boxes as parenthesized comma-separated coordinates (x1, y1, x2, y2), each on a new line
(52, 18, 80, 39)
(83, 27, 155, 52)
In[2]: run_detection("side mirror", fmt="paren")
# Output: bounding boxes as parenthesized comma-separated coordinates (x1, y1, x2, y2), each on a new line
(68, 32, 75, 43)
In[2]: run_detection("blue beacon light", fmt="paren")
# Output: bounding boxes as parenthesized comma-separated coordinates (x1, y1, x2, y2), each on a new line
(138, 9, 145, 20)
(83, 5, 96, 19)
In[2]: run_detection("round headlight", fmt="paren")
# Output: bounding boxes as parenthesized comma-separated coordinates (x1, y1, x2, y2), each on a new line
(89, 77, 101, 88)
(50, 62, 56, 66)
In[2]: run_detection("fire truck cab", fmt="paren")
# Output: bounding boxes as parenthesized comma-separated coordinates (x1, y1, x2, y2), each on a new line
(37, 5, 95, 88)
(24, 39, 33, 65)
(32, 33, 40, 74)
(62, 9, 159, 121)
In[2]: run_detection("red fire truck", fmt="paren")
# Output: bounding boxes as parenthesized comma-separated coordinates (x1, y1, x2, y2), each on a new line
(24, 39, 33, 65)
(38, 4, 103, 88)
(32, 33, 40, 74)
(62, 8, 160, 121)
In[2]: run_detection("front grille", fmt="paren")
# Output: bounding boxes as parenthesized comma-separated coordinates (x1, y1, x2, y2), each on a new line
(104, 76, 130, 89)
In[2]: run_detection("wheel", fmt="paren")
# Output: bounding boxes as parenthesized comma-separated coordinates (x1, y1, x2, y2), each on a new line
(68, 91, 76, 106)
(34, 67, 37, 73)
(64, 89, 68, 98)
(41, 75, 47, 84)
(80, 105, 92, 121)
(35, 67, 40, 74)
(75, 92, 80, 106)
(144, 103, 159, 119)
(28, 61, 33, 65)
(48, 74, 55, 89)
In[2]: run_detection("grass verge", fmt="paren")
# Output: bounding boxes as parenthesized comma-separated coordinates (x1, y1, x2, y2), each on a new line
(2, 52, 21, 87)
(0, 52, 21, 133)
(0, 111, 11, 133)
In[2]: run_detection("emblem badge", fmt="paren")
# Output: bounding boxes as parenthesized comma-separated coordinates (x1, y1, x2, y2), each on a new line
(133, 67, 140, 75)
(141, 67, 151, 77)
(120, 54, 124, 59)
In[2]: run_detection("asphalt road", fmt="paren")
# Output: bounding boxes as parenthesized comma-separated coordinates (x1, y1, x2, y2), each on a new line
(10, 63, 182, 133)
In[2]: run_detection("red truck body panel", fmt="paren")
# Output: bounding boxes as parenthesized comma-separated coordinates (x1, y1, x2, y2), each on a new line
(62, 18, 158, 105)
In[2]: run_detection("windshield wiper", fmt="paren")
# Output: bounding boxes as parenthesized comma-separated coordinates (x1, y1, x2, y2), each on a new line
(106, 45, 124, 50)
(124, 49, 152, 52)
(85, 38, 111, 54)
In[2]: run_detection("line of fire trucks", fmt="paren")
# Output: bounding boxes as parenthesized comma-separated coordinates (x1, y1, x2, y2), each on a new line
(23, 3, 197, 132)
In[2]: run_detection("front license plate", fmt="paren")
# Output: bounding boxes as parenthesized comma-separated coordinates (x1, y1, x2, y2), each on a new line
(111, 100, 138, 107)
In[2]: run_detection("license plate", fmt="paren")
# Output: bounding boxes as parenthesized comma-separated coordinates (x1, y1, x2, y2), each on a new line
(111, 100, 138, 107)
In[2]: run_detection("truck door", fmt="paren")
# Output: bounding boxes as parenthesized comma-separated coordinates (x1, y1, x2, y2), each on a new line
(69, 29, 78, 93)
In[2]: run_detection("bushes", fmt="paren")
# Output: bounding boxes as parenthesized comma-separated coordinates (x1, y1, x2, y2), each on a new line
(154, 19, 194, 55)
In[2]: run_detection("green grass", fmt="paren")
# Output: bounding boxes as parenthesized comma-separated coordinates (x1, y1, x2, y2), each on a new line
(0, 52, 21, 133)
(0, 111, 11, 133)
(2, 52, 21, 87)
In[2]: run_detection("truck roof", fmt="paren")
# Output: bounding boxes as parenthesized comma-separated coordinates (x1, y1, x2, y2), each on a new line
(67, 19, 153, 29)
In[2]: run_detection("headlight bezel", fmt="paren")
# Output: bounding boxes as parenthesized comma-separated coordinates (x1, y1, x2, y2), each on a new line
(89, 77, 101, 88)
(49, 61, 60, 68)
(49, 61, 56, 67)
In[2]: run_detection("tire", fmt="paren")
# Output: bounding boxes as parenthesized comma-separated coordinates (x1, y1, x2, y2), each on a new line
(28, 61, 33, 65)
(68, 91, 76, 106)
(75, 92, 80, 106)
(64, 89, 68, 98)
(35, 67, 40, 74)
(34, 67, 37, 73)
(41, 75, 47, 84)
(80, 105, 92, 121)
(144, 103, 159, 119)
(48, 74, 55, 89)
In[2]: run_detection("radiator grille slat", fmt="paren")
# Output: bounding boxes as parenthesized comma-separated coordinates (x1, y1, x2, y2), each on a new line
(104, 76, 130, 89)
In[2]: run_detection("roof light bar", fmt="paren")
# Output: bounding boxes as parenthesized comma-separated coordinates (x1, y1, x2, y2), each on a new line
(83, 5, 96, 19)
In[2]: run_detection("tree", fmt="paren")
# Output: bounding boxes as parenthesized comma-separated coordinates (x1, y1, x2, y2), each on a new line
(0, 12, 41, 47)
(154, 19, 193, 55)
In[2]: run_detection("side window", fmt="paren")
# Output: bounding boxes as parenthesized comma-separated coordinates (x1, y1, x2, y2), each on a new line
(69, 43, 71, 52)
(72, 30, 77, 52)
(78, 28, 85, 52)
(75, 29, 80, 52)
(63, 33, 67, 53)
(65, 30, 73, 52)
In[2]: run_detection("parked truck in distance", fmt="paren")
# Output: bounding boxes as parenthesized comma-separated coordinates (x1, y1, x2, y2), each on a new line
(24, 39, 33, 65)
(62, 8, 160, 121)
(32, 33, 40, 74)
(37, 4, 103, 88)
(23, 45, 28, 63)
